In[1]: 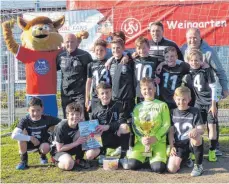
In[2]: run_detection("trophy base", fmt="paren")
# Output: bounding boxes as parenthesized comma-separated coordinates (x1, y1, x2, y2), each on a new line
(142, 152, 152, 157)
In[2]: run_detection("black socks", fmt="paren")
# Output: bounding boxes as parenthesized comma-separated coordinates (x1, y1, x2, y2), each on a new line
(210, 139, 217, 151)
(20, 152, 28, 163)
(193, 142, 204, 165)
(120, 133, 130, 158)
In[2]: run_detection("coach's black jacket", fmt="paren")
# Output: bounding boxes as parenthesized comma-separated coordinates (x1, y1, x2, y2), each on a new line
(56, 48, 93, 98)
(149, 37, 184, 63)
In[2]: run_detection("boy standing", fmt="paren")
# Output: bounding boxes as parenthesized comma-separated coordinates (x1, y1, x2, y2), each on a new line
(85, 40, 111, 111)
(11, 97, 61, 170)
(159, 46, 190, 109)
(85, 82, 130, 162)
(183, 49, 218, 162)
(134, 37, 159, 103)
(109, 38, 136, 120)
(52, 102, 89, 171)
(127, 77, 170, 173)
(167, 86, 205, 177)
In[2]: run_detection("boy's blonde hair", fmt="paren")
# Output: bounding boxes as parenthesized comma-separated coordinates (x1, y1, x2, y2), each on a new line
(135, 36, 150, 48)
(110, 38, 125, 48)
(140, 77, 155, 87)
(174, 86, 191, 98)
(187, 49, 203, 62)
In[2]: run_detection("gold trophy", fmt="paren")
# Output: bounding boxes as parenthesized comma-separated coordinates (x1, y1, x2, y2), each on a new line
(140, 120, 154, 157)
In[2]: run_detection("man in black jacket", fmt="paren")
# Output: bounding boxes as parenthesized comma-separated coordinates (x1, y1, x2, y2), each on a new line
(148, 21, 184, 63)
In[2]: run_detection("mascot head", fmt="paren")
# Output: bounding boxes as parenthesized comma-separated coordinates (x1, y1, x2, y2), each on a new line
(18, 16, 65, 51)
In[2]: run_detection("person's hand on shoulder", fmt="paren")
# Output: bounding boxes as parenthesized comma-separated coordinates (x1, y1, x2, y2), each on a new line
(156, 61, 166, 75)
(121, 55, 129, 64)
(132, 52, 138, 59)
(105, 56, 114, 70)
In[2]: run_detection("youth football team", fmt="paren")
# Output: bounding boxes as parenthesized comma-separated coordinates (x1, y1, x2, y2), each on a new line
(11, 22, 225, 177)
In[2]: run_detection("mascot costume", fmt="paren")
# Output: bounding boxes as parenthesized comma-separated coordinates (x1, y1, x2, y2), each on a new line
(2, 16, 65, 117)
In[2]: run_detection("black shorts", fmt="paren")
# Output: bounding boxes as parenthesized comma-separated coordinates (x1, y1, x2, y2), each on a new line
(52, 145, 84, 162)
(27, 142, 40, 151)
(27, 140, 50, 151)
(174, 140, 192, 160)
(194, 104, 217, 124)
(101, 131, 122, 150)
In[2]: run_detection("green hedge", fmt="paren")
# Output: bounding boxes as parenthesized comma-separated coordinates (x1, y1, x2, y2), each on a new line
(218, 98, 229, 109)
(1, 91, 229, 109)
(0, 91, 8, 108)
(1, 91, 62, 108)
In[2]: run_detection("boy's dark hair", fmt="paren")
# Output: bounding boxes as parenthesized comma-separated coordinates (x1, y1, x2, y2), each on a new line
(164, 46, 177, 55)
(96, 81, 112, 91)
(135, 36, 150, 48)
(112, 31, 126, 43)
(149, 21, 164, 31)
(110, 38, 125, 48)
(94, 39, 107, 50)
(66, 102, 83, 115)
(140, 77, 155, 87)
(28, 97, 43, 107)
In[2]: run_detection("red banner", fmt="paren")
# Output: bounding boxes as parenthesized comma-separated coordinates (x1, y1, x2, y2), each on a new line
(67, 1, 229, 48)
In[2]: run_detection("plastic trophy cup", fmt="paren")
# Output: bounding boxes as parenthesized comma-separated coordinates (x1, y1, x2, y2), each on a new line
(140, 121, 154, 157)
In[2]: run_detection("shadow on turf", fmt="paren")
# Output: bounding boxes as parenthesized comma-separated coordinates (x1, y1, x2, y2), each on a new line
(31, 159, 100, 171)
(28, 163, 100, 172)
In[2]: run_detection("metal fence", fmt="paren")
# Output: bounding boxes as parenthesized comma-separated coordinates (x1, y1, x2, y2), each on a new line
(1, 1, 229, 127)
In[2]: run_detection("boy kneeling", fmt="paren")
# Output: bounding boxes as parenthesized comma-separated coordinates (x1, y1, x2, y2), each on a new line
(52, 102, 91, 171)
(85, 82, 130, 164)
(167, 86, 205, 177)
(128, 77, 170, 173)
(11, 97, 61, 170)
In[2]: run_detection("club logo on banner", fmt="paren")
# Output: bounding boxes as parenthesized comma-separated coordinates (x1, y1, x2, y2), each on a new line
(121, 18, 141, 38)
